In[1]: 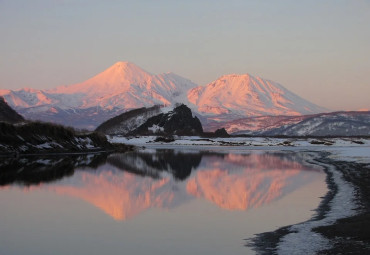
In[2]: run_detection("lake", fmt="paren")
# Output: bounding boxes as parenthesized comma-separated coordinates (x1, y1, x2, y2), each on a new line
(0, 148, 327, 255)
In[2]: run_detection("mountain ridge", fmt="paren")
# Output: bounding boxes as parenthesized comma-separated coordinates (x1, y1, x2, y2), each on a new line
(1, 62, 327, 129)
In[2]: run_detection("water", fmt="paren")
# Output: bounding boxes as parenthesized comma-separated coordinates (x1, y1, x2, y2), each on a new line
(0, 149, 326, 255)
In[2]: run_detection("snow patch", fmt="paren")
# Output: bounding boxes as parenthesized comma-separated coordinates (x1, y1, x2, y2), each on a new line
(148, 125, 164, 133)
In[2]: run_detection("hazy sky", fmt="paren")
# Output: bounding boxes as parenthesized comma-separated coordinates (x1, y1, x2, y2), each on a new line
(0, 0, 369, 111)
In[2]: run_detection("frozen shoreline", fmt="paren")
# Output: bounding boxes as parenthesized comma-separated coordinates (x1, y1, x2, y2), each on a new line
(276, 155, 357, 254)
(248, 149, 370, 255)
(109, 135, 370, 148)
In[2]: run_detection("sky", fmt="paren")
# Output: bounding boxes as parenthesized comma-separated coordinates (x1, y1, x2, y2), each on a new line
(0, 0, 369, 111)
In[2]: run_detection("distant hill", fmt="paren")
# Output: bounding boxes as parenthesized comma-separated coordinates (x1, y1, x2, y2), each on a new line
(259, 111, 370, 136)
(0, 97, 24, 123)
(204, 114, 311, 134)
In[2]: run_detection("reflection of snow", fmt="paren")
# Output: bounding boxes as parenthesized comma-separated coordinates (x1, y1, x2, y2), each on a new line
(52, 166, 178, 220)
(186, 153, 319, 210)
(7, 151, 323, 222)
(187, 168, 296, 210)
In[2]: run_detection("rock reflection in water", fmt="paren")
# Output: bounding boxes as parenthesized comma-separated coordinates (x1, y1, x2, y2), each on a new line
(0, 154, 107, 186)
(107, 150, 202, 180)
(0, 150, 322, 221)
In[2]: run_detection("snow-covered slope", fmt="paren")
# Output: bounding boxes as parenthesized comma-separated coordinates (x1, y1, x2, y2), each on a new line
(188, 74, 326, 117)
(206, 111, 370, 136)
(204, 115, 311, 134)
(3, 62, 197, 110)
(0, 88, 63, 108)
(49, 62, 197, 109)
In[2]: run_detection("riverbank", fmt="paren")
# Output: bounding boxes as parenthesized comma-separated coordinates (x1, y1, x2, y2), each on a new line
(248, 151, 370, 254)
(109, 135, 370, 147)
(313, 157, 370, 254)
(0, 122, 134, 155)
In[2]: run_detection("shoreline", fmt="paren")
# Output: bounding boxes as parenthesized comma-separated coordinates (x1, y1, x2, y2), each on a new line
(313, 157, 370, 254)
(248, 151, 370, 254)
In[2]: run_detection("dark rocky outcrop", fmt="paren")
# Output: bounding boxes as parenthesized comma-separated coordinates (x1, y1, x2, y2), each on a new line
(214, 128, 230, 137)
(0, 97, 24, 123)
(202, 127, 230, 138)
(127, 104, 203, 136)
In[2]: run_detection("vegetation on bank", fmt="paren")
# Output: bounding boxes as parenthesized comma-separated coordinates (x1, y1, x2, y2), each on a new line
(0, 121, 133, 154)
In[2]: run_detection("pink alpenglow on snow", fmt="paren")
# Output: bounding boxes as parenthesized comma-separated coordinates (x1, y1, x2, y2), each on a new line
(49, 61, 198, 109)
(187, 74, 326, 117)
(2, 62, 198, 110)
(0, 62, 327, 128)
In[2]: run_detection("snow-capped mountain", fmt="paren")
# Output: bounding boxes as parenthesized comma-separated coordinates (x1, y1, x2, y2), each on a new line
(1, 62, 326, 129)
(1, 62, 198, 129)
(187, 74, 326, 118)
(49, 62, 197, 109)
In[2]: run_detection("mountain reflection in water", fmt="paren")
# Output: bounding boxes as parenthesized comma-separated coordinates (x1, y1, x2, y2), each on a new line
(0, 150, 321, 221)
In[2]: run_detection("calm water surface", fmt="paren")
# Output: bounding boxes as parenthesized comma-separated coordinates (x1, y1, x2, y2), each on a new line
(0, 149, 327, 255)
